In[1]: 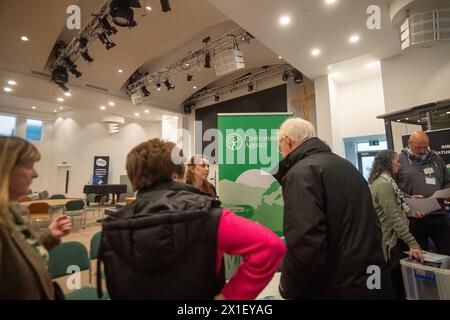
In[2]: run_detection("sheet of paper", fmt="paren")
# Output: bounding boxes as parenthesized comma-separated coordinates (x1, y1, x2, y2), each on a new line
(405, 197, 442, 216)
(431, 188, 450, 199)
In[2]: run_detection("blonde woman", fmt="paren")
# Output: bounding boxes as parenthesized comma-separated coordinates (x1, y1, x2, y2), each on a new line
(0, 136, 72, 299)
(186, 155, 217, 198)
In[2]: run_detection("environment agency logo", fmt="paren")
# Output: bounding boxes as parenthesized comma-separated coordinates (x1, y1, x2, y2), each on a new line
(226, 133, 244, 150)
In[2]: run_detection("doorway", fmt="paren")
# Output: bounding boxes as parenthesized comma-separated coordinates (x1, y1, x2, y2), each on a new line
(357, 151, 378, 181)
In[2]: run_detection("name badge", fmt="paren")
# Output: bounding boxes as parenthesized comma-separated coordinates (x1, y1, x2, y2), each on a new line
(425, 177, 437, 185)
(424, 167, 434, 175)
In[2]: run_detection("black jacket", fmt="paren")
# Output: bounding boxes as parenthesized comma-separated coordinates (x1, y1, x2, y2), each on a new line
(274, 138, 391, 299)
(99, 181, 225, 300)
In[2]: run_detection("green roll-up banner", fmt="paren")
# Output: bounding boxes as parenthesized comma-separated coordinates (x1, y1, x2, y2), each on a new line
(217, 113, 291, 278)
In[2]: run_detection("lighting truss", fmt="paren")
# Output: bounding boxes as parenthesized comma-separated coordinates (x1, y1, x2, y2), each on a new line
(183, 64, 292, 105)
(50, 1, 113, 76)
(127, 27, 254, 95)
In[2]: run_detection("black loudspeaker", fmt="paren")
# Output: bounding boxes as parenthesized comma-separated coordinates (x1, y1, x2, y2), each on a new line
(184, 105, 192, 114)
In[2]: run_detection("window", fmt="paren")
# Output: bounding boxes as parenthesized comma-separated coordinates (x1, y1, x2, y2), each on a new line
(0, 114, 16, 136)
(25, 119, 43, 141)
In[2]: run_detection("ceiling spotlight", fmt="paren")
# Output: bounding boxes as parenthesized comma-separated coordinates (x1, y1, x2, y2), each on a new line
(134, 112, 140, 117)
(51, 67, 69, 92)
(109, 102, 115, 106)
(164, 79, 175, 90)
(144, 109, 149, 113)
(141, 85, 151, 96)
(187, 74, 193, 82)
(292, 69, 304, 83)
(326, 0, 337, 4)
(156, 83, 161, 91)
(145, 6, 152, 11)
(99, 16, 118, 35)
(110, 0, 141, 28)
(214, 95, 220, 102)
(118, 69, 123, 73)
(4, 87, 12, 92)
(57, 97, 64, 102)
(311, 48, 321, 56)
(81, 51, 94, 62)
(21, 35, 29, 42)
(160, 0, 171, 12)
(248, 83, 255, 92)
(349, 35, 360, 43)
(100, 106, 106, 110)
(282, 71, 290, 81)
(279, 16, 291, 26)
(59, 107, 64, 110)
(98, 32, 116, 50)
(64, 92, 71, 97)
(278, 56, 283, 59)
(32, 106, 37, 109)
(204, 52, 211, 68)
(7, 80, 16, 86)
(193, 86, 197, 90)
(64, 57, 82, 78)
(54, 110, 57, 113)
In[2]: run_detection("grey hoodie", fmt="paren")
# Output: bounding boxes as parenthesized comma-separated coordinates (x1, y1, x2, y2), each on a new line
(397, 148, 450, 201)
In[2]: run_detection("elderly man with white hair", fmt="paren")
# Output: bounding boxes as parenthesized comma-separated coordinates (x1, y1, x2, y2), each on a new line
(274, 118, 393, 300)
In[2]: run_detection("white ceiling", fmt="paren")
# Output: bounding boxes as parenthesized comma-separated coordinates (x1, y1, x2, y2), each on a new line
(0, 0, 284, 121)
(207, 0, 403, 79)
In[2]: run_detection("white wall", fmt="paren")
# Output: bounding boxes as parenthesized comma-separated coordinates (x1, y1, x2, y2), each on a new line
(338, 75, 386, 138)
(0, 106, 162, 197)
(381, 43, 450, 113)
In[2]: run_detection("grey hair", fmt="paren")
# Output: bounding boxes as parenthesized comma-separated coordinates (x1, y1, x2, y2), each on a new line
(279, 118, 316, 143)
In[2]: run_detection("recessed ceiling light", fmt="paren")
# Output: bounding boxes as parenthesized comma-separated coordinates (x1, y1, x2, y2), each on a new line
(279, 16, 291, 26)
(447, 111, 450, 114)
(100, 106, 106, 110)
(145, 6, 152, 11)
(59, 107, 64, 110)
(326, 0, 337, 4)
(57, 97, 64, 102)
(32, 106, 37, 109)
(20, 35, 29, 42)
(349, 35, 360, 43)
(4, 87, 12, 92)
(144, 109, 149, 113)
(193, 86, 197, 90)
(278, 56, 283, 59)
(108, 101, 115, 106)
(7, 80, 16, 86)
(311, 48, 321, 56)
(185, 63, 190, 67)
(64, 92, 71, 97)
(417, 120, 421, 123)
(118, 69, 123, 73)
(157, 87, 161, 91)
(134, 112, 140, 117)
(396, 120, 400, 122)
(53, 110, 57, 113)
(405, 118, 409, 120)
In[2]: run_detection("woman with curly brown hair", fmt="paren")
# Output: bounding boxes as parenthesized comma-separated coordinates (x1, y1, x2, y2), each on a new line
(369, 149, 423, 299)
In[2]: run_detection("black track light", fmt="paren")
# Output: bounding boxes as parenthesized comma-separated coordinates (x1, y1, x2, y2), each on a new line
(79, 37, 89, 49)
(51, 67, 69, 92)
(164, 79, 175, 90)
(141, 85, 151, 97)
(204, 52, 211, 69)
(160, 0, 171, 12)
(81, 51, 94, 62)
(214, 94, 220, 102)
(64, 57, 82, 78)
(110, 0, 141, 28)
(292, 69, 304, 84)
(99, 16, 118, 35)
(248, 83, 254, 92)
(187, 74, 193, 82)
(282, 71, 290, 81)
(98, 32, 116, 49)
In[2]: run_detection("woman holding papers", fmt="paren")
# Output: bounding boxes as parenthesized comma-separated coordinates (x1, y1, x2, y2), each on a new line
(369, 150, 423, 299)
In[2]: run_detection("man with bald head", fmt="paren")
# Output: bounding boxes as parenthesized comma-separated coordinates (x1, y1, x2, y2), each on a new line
(397, 131, 450, 255)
